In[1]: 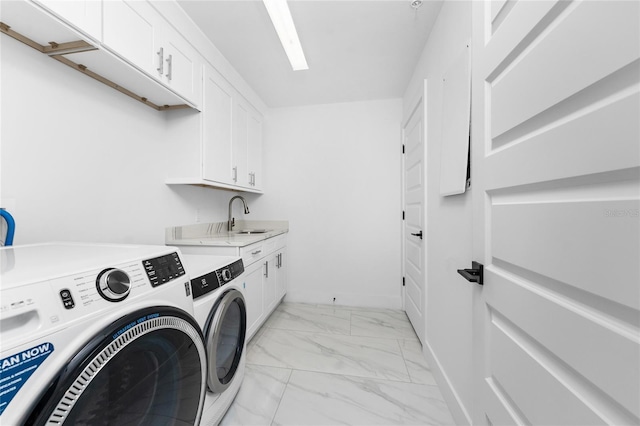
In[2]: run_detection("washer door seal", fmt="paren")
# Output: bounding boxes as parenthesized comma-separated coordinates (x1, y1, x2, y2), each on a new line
(204, 289, 247, 394)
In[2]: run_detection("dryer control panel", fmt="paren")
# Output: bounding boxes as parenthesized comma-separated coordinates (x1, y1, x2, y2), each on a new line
(191, 259, 244, 300)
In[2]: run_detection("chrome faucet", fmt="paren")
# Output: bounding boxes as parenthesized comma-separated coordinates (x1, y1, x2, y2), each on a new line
(228, 196, 250, 231)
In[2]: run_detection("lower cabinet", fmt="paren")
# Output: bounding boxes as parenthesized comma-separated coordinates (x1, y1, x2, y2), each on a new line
(262, 253, 278, 312)
(243, 239, 286, 340)
(242, 260, 265, 340)
(178, 234, 287, 342)
(275, 247, 287, 302)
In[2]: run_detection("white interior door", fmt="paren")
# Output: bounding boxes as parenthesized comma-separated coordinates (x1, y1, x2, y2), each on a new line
(471, 1, 640, 424)
(403, 99, 426, 344)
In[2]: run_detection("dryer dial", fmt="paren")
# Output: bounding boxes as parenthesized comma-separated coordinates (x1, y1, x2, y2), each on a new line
(97, 268, 131, 302)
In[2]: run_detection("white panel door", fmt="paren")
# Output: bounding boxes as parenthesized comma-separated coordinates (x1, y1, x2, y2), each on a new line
(403, 100, 426, 344)
(471, 1, 640, 424)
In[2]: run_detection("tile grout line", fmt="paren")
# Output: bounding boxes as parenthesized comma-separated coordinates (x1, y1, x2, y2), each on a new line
(269, 368, 294, 426)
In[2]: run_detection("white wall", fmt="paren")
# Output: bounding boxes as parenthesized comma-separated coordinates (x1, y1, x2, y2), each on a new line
(0, 35, 238, 245)
(250, 100, 404, 309)
(1, 35, 404, 310)
(403, 1, 474, 424)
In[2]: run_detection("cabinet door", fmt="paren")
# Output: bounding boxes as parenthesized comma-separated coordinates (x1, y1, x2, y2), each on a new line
(232, 99, 249, 187)
(247, 111, 263, 190)
(157, 25, 201, 106)
(202, 66, 234, 184)
(35, 0, 101, 40)
(263, 253, 277, 315)
(242, 261, 264, 340)
(275, 248, 287, 301)
(102, 0, 162, 76)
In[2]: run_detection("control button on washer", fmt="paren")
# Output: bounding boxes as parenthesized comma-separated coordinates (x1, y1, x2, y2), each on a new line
(60, 289, 75, 309)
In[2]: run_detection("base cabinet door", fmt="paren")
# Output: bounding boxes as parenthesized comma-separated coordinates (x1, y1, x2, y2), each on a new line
(275, 248, 287, 301)
(263, 253, 277, 315)
(241, 261, 264, 340)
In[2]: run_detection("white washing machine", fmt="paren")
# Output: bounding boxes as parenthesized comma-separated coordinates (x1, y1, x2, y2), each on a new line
(0, 242, 207, 425)
(181, 254, 247, 426)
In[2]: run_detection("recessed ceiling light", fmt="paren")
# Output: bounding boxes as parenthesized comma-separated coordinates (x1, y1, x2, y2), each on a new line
(263, 0, 309, 71)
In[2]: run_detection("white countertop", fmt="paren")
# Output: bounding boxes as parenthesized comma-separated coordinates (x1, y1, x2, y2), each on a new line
(166, 220, 288, 247)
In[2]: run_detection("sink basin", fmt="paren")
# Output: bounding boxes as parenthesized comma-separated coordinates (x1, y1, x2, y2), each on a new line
(235, 229, 272, 235)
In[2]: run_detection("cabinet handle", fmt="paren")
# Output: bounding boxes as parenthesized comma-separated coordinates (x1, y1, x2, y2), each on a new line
(157, 47, 164, 74)
(277, 253, 282, 268)
(264, 261, 269, 278)
(166, 54, 172, 81)
(232, 166, 238, 182)
(251, 250, 262, 255)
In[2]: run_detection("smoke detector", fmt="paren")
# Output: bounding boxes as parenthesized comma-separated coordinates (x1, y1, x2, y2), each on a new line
(411, 0, 423, 9)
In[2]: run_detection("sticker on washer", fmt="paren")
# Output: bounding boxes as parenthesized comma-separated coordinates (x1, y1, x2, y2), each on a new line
(0, 343, 54, 416)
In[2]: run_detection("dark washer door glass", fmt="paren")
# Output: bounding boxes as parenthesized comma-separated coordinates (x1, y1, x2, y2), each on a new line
(216, 299, 245, 384)
(65, 327, 202, 426)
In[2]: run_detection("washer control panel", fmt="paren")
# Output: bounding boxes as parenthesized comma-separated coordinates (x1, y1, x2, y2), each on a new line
(142, 252, 185, 287)
(191, 259, 244, 300)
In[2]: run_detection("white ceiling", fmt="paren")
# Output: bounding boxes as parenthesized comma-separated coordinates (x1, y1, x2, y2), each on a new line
(177, 0, 443, 108)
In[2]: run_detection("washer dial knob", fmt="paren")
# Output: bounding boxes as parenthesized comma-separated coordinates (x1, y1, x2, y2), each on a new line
(97, 268, 131, 302)
(221, 268, 232, 282)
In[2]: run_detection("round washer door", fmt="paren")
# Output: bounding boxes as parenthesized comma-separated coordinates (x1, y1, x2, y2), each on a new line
(27, 307, 207, 426)
(204, 289, 247, 393)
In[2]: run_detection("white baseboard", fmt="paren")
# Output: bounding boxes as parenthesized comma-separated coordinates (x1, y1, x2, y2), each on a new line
(284, 290, 402, 310)
(423, 338, 472, 425)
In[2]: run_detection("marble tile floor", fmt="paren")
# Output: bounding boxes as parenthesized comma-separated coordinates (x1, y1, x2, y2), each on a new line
(220, 303, 455, 426)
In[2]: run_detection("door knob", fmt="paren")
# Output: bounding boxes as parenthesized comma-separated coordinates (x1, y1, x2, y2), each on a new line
(411, 231, 423, 239)
(457, 261, 484, 285)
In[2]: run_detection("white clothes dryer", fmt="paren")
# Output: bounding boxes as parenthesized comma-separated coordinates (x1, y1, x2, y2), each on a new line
(0, 242, 207, 426)
(181, 254, 247, 426)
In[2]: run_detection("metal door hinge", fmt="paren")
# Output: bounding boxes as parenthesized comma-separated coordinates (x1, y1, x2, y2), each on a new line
(402, 277, 405, 287)
(402, 211, 405, 220)
(402, 144, 405, 154)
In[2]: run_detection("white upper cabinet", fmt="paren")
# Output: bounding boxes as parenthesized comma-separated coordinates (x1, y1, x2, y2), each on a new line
(166, 63, 263, 193)
(247, 111, 263, 191)
(233, 99, 250, 187)
(102, 0, 201, 107)
(102, 0, 159, 76)
(157, 24, 202, 107)
(202, 65, 234, 185)
(33, 0, 101, 41)
(233, 96, 263, 190)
